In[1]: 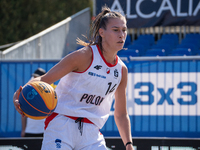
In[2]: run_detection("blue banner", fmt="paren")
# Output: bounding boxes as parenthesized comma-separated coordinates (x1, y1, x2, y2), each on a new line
(95, 0, 200, 28)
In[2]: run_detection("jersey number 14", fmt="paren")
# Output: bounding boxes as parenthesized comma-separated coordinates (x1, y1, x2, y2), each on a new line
(105, 82, 117, 95)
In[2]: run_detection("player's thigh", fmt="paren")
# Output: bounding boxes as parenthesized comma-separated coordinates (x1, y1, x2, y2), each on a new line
(78, 123, 107, 150)
(80, 140, 107, 150)
(41, 142, 72, 150)
(41, 115, 76, 150)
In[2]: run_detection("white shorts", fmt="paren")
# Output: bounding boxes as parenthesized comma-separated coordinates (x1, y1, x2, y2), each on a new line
(41, 113, 107, 150)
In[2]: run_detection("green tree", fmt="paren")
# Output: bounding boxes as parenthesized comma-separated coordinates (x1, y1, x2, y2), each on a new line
(0, 0, 92, 48)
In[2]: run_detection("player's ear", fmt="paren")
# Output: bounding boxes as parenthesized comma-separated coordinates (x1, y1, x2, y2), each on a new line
(99, 28, 104, 38)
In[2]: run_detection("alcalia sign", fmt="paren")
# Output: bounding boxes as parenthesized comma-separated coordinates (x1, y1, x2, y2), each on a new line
(95, 0, 200, 27)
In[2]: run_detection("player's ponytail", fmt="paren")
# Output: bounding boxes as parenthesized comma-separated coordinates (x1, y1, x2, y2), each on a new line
(89, 6, 111, 46)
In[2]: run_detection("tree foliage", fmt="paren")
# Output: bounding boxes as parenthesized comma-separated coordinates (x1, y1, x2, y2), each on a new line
(0, 0, 92, 46)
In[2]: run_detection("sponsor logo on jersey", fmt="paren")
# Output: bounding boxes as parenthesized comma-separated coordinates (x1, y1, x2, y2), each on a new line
(106, 68, 110, 74)
(114, 69, 118, 78)
(88, 72, 106, 79)
(94, 65, 102, 70)
(55, 139, 62, 149)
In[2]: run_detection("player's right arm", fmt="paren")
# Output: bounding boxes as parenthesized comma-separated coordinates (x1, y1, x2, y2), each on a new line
(13, 46, 93, 115)
(33, 46, 93, 84)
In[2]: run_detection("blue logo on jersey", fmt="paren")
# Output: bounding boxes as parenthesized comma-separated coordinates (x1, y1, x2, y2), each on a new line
(88, 72, 106, 79)
(55, 139, 61, 148)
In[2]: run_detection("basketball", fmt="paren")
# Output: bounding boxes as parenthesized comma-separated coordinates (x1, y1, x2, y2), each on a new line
(18, 81, 57, 120)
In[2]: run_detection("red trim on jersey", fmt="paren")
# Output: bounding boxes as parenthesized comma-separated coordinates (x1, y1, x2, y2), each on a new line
(44, 112, 58, 130)
(97, 45, 118, 67)
(73, 46, 94, 73)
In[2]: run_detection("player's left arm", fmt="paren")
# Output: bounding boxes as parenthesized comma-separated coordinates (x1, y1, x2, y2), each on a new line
(114, 65, 134, 150)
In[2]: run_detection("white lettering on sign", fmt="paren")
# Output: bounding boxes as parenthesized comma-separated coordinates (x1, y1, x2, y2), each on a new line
(110, 0, 125, 16)
(126, 73, 200, 116)
(156, 0, 175, 17)
(110, 0, 200, 19)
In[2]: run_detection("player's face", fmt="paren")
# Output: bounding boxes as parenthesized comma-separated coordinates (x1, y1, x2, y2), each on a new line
(99, 17, 127, 52)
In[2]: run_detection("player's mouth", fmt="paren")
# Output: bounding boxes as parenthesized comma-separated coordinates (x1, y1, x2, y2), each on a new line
(117, 41, 124, 44)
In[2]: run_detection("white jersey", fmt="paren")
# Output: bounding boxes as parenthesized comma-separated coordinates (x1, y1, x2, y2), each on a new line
(54, 45, 124, 129)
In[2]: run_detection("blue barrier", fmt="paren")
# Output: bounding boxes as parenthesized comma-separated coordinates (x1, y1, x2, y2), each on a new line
(1, 58, 200, 138)
(0, 60, 58, 137)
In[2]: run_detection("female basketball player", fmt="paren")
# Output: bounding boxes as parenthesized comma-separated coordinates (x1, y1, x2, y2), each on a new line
(13, 6, 134, 150)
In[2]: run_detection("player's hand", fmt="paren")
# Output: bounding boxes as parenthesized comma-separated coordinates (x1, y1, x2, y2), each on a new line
(13, 86, 24, 116)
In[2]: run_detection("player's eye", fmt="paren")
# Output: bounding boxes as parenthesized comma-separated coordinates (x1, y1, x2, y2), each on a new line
(122, 28, 127, 32)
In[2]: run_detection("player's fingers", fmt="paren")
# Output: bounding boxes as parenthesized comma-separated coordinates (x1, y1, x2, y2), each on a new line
(13, 86, 24, 116)
(13, 99, 23, 114)
(13, 86, 22, 101)
(18, 86, 22, 97)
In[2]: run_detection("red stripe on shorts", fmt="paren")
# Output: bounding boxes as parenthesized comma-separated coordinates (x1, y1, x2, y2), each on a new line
(44, 112, 58, 130)
(44, 113, 94, 130)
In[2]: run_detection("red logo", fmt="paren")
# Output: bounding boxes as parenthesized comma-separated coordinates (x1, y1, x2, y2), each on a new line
(106, 68, 110, 74)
